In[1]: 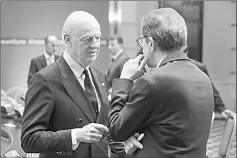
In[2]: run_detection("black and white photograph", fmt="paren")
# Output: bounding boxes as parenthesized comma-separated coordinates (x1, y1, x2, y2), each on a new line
(1, 1, 236, 158)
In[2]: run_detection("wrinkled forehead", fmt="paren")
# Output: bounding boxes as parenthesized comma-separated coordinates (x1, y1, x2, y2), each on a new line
(74, 20, 101, 39)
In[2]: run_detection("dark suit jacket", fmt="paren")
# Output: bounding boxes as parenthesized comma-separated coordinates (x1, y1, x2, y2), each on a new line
(21, 57, 125, 158)
(27, 54, 60, 86)
(189, 58, 227, 113)
(108, 51, 214, 158)
(106, 52, 130, 91)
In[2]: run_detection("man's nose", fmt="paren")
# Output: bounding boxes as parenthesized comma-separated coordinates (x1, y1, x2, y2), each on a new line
(90, 39, 99, 47)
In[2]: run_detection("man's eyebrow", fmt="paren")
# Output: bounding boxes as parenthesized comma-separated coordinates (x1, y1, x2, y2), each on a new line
(80, 34, 101, 39)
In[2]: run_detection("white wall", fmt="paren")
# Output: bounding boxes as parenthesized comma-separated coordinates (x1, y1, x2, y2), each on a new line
(202, 1, 236, 111)
(1, 1, 110, 91)
(119, 1, 158, 58)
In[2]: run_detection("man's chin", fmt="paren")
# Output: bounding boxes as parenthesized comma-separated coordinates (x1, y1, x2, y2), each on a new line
(88, 56, 97, 64)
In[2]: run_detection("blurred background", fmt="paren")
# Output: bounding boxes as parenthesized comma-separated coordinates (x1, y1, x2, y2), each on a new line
(1, 1, 236, 112)
(1, 1, 236, 157)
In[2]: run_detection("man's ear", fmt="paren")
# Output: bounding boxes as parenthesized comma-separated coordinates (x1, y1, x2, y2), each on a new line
(148, 37, 155, 52)
(64, 34, 72, 47)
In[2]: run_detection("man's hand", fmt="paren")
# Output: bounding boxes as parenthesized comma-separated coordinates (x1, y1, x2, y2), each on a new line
(124, 133, 144, 155)
(120, 55, 148, 81)
(76, 123, 109, 143)
(221, 109, 235, 119)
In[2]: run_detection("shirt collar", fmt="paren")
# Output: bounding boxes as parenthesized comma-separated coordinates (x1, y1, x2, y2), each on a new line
(112, 49, 123, 61)
(63, 51, 86, 78)
(44, 51, 55, 60)
(156, 56, 166, 68)
(145, 56, 166, 72)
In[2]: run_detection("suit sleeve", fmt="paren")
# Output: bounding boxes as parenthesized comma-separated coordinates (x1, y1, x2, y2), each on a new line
(212, 83, 227, 112)
(104, 73, 126, 156)
(27, 59, 37, 87)
(202, 65, 227, 113)
(108, 77, 155, 142)
(107, 135, 126, 157)
(21, 73, 72, 153)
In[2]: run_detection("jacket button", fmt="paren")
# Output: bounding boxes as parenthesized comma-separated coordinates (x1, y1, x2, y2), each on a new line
(78, 118, 83, 122)
(56, 152, 62, 155)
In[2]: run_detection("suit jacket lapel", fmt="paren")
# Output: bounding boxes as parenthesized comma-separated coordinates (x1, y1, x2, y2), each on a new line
(55, 55, 60, 60)
(56, 57, 96, 123)
(41, 55, 47, 67)
(89, 67, 109, 124)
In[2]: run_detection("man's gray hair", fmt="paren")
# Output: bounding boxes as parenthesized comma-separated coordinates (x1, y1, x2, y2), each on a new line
(141, 8, 187, 52)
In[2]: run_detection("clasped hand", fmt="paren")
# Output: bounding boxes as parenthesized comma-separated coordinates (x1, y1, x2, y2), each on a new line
(124, 132, 144, 155)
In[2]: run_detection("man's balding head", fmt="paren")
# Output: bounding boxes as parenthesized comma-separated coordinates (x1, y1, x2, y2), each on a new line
(45, 35, 58, 55)
(62, 11, 101, 68)
(62, 11, 100, 41)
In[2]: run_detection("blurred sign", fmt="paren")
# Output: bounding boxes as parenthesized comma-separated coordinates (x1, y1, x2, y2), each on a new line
(1, 38, 107, 46)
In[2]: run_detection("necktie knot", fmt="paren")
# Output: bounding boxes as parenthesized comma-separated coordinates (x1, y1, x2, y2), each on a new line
(83, 68, 89, 76)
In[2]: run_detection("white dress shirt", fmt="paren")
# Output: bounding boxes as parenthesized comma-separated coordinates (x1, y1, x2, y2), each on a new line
(44, 52, 55, 65)
(63, 51, 102, 150)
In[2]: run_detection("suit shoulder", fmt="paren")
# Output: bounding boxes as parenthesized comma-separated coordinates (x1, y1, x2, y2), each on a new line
(143, 69, 168, 85)
(32, 55, 44, 61)
(116, 52, 129, 65)
(37, 62, 59, 79)
(189, 58, 206, 69)
(121, 52, 130, 60)
(189, 58, 208, 74)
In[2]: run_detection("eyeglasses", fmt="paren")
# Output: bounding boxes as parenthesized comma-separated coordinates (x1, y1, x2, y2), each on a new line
(136, 36, 147, 47)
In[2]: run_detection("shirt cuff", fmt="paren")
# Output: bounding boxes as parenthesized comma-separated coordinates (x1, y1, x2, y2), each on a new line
(71, 129, 80, 150)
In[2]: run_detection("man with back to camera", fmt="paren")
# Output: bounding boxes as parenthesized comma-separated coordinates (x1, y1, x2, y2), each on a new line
(106, 35, 129, 97)
(108, 8, 214, 157)
(27, 35, 60, 87)
(138, 46, 235, 119)
(21, 11, 128, 158)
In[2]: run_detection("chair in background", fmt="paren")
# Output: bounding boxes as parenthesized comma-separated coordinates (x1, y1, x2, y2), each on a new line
(1, 96, 17, 108)
(14, 91, 26, 107)
(1, 128, 14, 157)
(218, 113, 236, 158)
(6, 87, 26, 102)
(211, 111, 215, 128)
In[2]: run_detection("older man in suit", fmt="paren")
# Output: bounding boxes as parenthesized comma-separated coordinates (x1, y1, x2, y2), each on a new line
(108, 8, 214, 158)
(27, 35, 60, 86)
(106, 36, 129, 96)
(21, 11, 125, 158)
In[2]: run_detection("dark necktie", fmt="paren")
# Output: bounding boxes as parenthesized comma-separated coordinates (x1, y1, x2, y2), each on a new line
(111, 58, 115, 63)
(83, 68, 99, 115)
